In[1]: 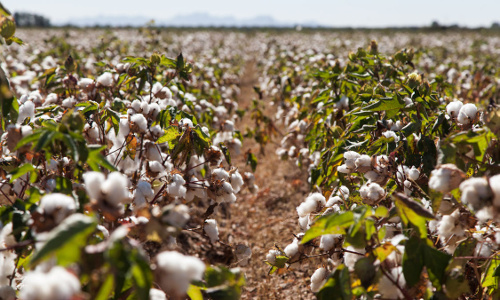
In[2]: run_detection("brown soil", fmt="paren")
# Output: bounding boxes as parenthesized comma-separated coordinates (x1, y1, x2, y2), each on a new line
(219, 60, 316, 299)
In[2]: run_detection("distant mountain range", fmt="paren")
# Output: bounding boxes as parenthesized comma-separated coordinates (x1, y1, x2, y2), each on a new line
(56, 13, 321, 28)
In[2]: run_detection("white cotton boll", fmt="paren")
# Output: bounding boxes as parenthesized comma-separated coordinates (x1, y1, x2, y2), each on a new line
(404, 180, 412, 195)
(62, 97, 77, 108)
(167, 174, 187, 198)
(378, 266, 405, 299)
(338, 186, 349, 198)
(19, 266, 81, 300)
(162, 204, 190, 227)
(344, 151, 360, 169)
(148, 161, 165, 174)
(266, 249, 280, 265)
(179, 118, 194, 128)
(299, 215, 309, 230)
(359, 182, 385, 204)
(79, 78, 94, 89)
(457, 103, 477, 125)
(407, 166, 420, 181)
(230, 171, 244, 194)
(101, 172, 129, 205)
(97, 72, 113, 87)
(460, 177, 490, 210)
(326, 195, 342, 207)
(0, 286, 15, 300)
(490, 175, 500, 207)
(155, 251, 205, 297)
(21, 125, 33, 137)
(297, 198, 318, 218)
(148, 103, 160, 118)
(149, 288, 166, 300)
(344, 246, 364, 271)
(219, 182, 236, 203)
(140, 101, 150, 115)
(213, 168, 229, 180)
(17, 100, 35, 123)
(310, 267, 327, 293)
(307, 193, 326, 206)
(204, 219, 219, 243)
(284, 239, 299, 257)
(429, 164, 464, 193)
(134, 180, 154, 208)
(150, 125, 163, 138)
(438, 209, 464, 238)
(44, 93, 58, 106)
(82, 172, 105, 200)
(390, 120, 404, 131)
(0, 249, 16, 286)
(223, 120, 235, 132)
(39, 193, 76, 224)
(131, 100, 141, 112)
(320, 234, 340, 251)
(130, 113, 148, 132)
(446, 101, 463, 117)
(382, 130, 399, 142)
(364, 170, 379, 182)
(118, 117, 130, 137)
(355, 155, 371, 169)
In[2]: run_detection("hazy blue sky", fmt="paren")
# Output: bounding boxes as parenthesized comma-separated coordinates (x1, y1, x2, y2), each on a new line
(4, 0, 500, 27)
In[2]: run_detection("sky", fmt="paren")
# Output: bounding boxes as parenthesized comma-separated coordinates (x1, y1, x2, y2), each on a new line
(4, 0, 500, 27)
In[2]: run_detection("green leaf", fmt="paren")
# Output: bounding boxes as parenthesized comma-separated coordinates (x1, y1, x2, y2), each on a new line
(87, 145, 117, 172)
(95, 274, 115, 300)
(482, 255, 500, 289)
(30, 214, 96, 266)
(246, 152, 258, 172)
(354, 257, 376, 288)
(187, 285, 203, 300)
(205, 266, 245, 300)
(130, 250, 153, 300)
(317, 265, 351, 299)
(10, 163, 36, 183)
(394, 193, 434, 238)
(402, 235, 425, 287)
(302, 211, 354, 244)
(156, 126, 180, 144)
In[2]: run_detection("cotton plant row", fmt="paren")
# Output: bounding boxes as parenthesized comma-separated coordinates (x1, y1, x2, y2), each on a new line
(0, 26, 257, 299)
(264, 40, 500, 299)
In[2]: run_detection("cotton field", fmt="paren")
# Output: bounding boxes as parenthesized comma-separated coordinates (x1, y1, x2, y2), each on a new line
(0, 19, 499, 300)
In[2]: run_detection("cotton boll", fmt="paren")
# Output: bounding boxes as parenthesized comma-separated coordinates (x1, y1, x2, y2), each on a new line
(364, 170, 380, 182)
(359, 182, 385, 204)
(284, 239, 300, 257)
(19, 266, 81, 300)
(149, 288, 166, 300)
(297, 198, 318, 218)
(17, 100, 35, 123)
(79, 78, 94, 90)
(179, 118, 194, 128)
(212, 168, 229, 180)
(0, 248, 16, 286)
(134, 180, 154, 208)
(130, 113, 148, 133)
(155, 251, 205, 297)
(319, 234, 340, 251)
(457, 103, 477, 125)
(326, 196, 341, 207)
(0, 286, 15, 300)
(429, 164, 465, 193)
(460, 177, 491, 211)
(204, 219, 219, 243)
(337, 164, 351, 173)
(382, 130, 399, 142)
(407, 166, 420, 181)
(310, 267, 327, 293)
(343, 246, 364, 271)
(446, 100, 463, 117)
(489, 175, 500, 208)
(97, 72, 113, 87)
(162, 204, 190, 227)
(355, 154, 371, 172)
(378, 266, 405, 299)
(82, 172, 105, 200)
(343, 151, 360, 169)
(101, 172, 130, 205)
(230, 171, 244, 194)
(167, 174, 187, 198)
(307, 192, 326, 207)
(266, 249, 281, 265)
(131, 100, 141, 112)
(38, 193, 77, 224)
(438, 209, 466, 239)
(298, 215, 309, 230)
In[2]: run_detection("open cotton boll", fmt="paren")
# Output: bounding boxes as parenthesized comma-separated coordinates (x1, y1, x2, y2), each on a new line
(459, 177, 491, 211)
(319, 234, 341, 251)
(0, 248, 16, 286)
(167, 174, 187, 198)
(230, 171, 244, 194)
(96, 72, 113, 87)
(204, 219, 219, 243)
(355, 154, 371, 171)
(219, 182, 236, 203)
(100, 172, 130, 205)
(429, 164, 465, 193)
(407, 166, 420, 181)
(19, 266, 81, 300)
(490, 175, 500, 208)
(359, 182, 385, 204)
(326, 196, 341, 207)
(38, 193, 77, 224)
(382, 130, 399, 142)
(297, 193, 325, 217)
(162, 204, 190, 227)
(344, 246, 365, 271)
(212, 168, 229, 180)
(438, 209, 466, 239)
(134, 180, 154, 208)
(446, 100, 463, 117)
(179, 118, 194, 128)
(378, 266, 405, 299)
(343, 151, 360, 169)
(284, 238, 300, 257)
(82, 171, 105, 200)
(17, 100, 35, 123)
(0, 286, 15, 300)
(149, 288, 166, 300)
(266, 249, 281, 265)
(155, 251, 205, 297)
(152, 82, 172, 99)
(130, 113, 148, 133)
(310, 267, 327, 293)
(457, 103, 477, 125)
(78, 78, 94, 90)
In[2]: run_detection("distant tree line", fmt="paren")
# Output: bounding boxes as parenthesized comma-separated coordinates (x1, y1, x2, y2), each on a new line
(14, 12, 51, 27)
